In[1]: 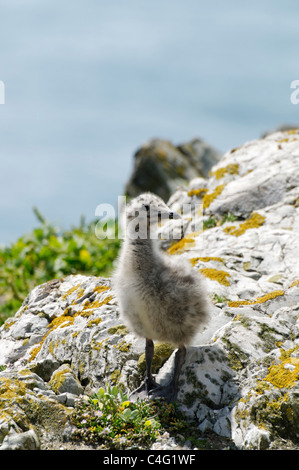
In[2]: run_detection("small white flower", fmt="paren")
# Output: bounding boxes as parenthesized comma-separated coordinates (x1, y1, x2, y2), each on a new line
(102, 427, 110, 435)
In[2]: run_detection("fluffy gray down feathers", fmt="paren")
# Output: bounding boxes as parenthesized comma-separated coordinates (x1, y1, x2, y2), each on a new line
(112, 193, 210, 346)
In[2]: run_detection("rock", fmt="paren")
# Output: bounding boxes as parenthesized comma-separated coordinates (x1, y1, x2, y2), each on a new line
(49, 364, 83, 396)
(0, 130, 299, 449)
(261, 124, 299, 138)
(0, 429, 40, 450)
(160, 129, 299, 448)
(125, 137, 222, 201)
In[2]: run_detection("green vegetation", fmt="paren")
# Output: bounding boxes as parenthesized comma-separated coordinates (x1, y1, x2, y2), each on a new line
(203, 212, 239, 231)
(0, 208, 120, 326)
(71, 385, 202, 449)
(213, 293, 229, 304)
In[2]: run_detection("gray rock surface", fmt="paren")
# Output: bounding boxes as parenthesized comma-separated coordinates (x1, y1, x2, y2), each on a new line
(0, 129, 299, 449)
(125, 137, 222, 201)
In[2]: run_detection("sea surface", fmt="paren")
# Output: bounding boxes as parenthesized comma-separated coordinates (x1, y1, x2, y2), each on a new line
(0, 0, 299, 244)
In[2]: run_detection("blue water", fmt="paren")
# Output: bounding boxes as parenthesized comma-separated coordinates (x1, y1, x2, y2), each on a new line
(0, 0, 299, 244)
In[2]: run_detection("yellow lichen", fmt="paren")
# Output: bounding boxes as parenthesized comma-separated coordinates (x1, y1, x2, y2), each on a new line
(223, 212, 266, 236)
(167, 232, 198, 255)
(202, 184, 225, 209)
(199, 268, 231, 286)
(48, 315, 75, 329)
(0, 377, 27, 400)
(49, 367, 70, 394)
(29, 290, 112, 361)
(4, 319, 16, 331)
(115, 340, 132, 352)
(187, 188, 208, 198)
(93, 285, 111, 294)
(29, 314, 75, 361)
(211, 163, 239, 180)
(93, 339, 108, 351)
(228, 290, 284, 308)
(233, 314, 242, 322)
(87, 317, 103, 328)
(62, 284, 81, 301)
(80, 295, 113, 317)
(190, 256, 223, 266)
(263, 347, 299, 389)
(289, 279, 299, 289)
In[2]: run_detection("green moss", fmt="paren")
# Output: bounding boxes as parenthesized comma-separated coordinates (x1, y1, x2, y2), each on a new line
(110, 369, 121, 385)
(107, 324, 129, 336)
(137, 343, 175, 375)
(221, 337, 249, 371)
(257, 323, 280, 353)
(249, 391, 299, 441)
(233, 314, 252, 329)
(183, 367, 215, 408)
(203, 216, 218, 230)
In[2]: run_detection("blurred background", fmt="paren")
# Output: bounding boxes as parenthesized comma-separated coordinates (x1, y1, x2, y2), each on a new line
(1, 0, 299, 244)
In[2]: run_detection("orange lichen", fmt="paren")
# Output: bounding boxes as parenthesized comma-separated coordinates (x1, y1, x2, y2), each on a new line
(190, 256, 223, 266)
(187, 188, 208, 197)
(29, 287, 113, 361)
(263, 347, 299, 389)
(289, 279, 299, 289)
(202, 185, 225, 209)
(80, 295, 113, 317)
(62, 284, 82, 300)
(211, 163, 239, 180)
(167, 232, 200, 255)
(93, 285, 111, 294)
(200, 268, 231, 286)
(223, 212, 265, 236)
(228, 290, 284, 308)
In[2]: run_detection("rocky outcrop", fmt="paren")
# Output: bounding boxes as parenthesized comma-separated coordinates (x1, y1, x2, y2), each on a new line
(0, 130, 299, 449)
(125, 138, 222, 201)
